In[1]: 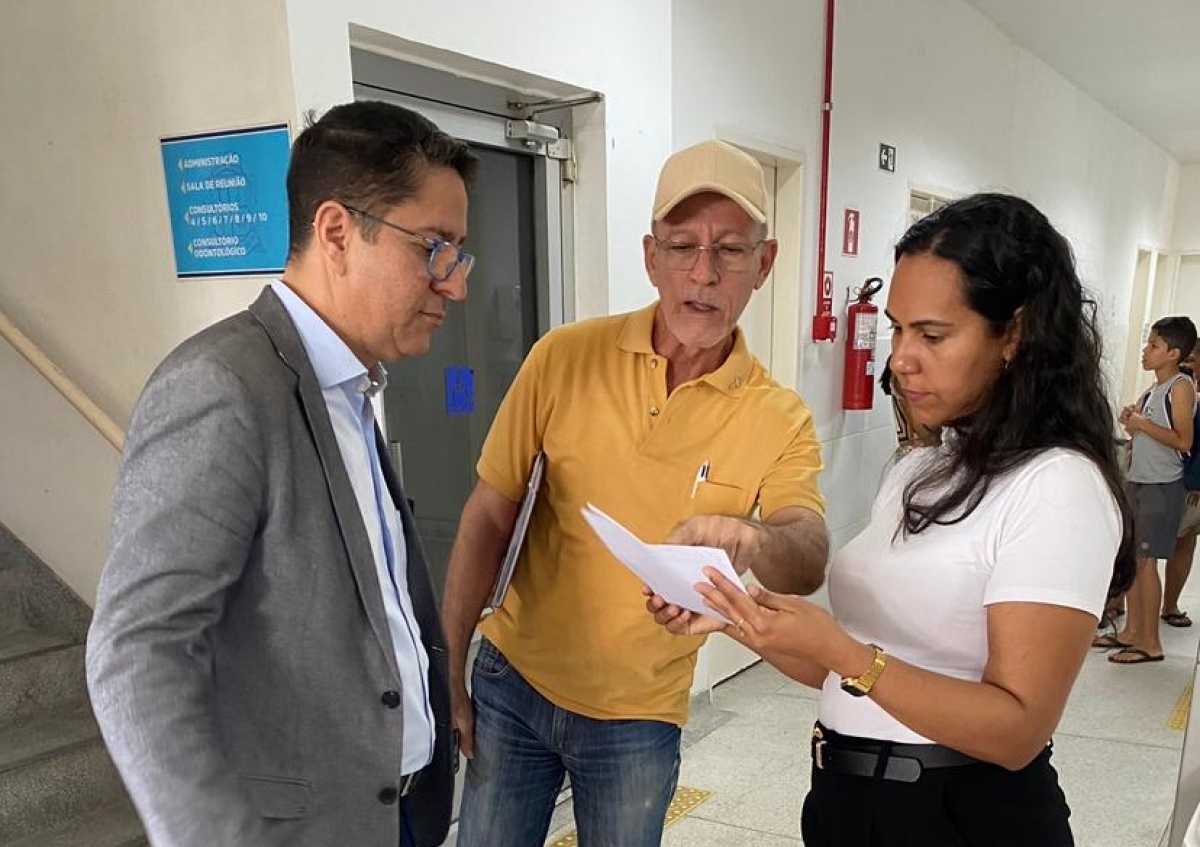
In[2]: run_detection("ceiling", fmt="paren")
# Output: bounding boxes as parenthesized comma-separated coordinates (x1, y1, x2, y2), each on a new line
(963, 0, 1200, 163)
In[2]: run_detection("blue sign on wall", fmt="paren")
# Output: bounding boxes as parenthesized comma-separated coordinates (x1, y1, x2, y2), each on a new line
(445, 367, 476, 416)
(161, 124, 290, 278)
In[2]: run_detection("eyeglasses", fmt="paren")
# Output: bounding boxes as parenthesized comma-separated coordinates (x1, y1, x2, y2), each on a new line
(651, 236, 765, 274)
(343, 205, 475, 282)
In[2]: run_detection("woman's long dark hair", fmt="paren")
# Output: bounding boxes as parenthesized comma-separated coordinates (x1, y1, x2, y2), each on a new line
(894, 193, 1135, 595)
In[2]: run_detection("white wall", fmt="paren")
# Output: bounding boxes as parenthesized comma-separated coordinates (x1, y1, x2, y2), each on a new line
(674, 0, 1182, 542)
(282, 0, 672, 319)
(1174, 164, 1200, 252)
(1, 0, 1186, 598)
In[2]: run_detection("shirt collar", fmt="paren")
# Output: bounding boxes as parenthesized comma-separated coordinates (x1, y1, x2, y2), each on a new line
(270, 280, 387, 396)
(617, 301, 754, 395)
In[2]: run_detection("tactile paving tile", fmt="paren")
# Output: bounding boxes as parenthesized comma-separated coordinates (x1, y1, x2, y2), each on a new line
(1170, 681, 1193, 731)
(545, 785, 714, 846)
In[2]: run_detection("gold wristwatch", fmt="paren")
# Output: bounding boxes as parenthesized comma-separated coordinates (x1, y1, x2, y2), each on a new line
(840, 644, 887, 697)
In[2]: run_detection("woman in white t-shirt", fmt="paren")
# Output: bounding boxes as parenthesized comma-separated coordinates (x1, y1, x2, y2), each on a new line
(648, 193, 1135, 846)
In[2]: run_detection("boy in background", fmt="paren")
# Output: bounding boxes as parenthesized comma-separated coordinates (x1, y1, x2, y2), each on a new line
(1100, 317, 1197, 664)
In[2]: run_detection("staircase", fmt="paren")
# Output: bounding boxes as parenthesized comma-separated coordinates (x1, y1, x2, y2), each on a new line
(0, 523, 146, 847)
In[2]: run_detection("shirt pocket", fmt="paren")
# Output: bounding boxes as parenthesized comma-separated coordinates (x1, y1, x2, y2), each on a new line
(690, 479, 750, 517)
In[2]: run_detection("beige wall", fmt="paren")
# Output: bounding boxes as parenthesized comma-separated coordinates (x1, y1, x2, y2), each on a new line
(0, 343, 119, 603)
(1, 0, 295, 427)
(1, 0, 295, 596)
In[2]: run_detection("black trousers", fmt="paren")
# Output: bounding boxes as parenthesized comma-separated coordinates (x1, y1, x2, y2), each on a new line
(802, 739, 1073, 846)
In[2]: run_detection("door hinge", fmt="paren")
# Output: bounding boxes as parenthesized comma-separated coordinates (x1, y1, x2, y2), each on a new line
(503, 120, 575, 182)
(505, 120, 575, 182)
(546, 139, 575, 183)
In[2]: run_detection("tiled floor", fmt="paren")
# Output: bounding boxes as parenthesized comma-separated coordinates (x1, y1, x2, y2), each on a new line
(546, 581, 1200, 846)
(445, 581, 1200, 846)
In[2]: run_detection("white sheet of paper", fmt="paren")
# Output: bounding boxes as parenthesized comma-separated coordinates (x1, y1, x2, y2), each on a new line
(580, 503, 746, 623)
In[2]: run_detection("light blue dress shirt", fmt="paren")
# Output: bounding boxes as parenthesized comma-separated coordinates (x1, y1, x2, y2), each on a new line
(271, 281, 434, 775)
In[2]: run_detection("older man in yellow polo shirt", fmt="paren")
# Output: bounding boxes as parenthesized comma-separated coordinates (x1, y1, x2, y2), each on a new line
(443, 139, 828, 847)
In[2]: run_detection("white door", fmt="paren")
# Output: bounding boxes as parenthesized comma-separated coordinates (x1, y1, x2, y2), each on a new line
(695, 160, 778, 694)
(738, 162, 778, 368)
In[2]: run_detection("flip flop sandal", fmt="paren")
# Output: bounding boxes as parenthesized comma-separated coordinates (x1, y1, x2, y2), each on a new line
(1092, 633, 1131, 650)
(1108, 647, 1165, 664)
(1161, 611, 1193, 628)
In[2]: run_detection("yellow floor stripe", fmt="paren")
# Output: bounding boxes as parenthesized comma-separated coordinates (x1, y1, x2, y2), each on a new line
(546, 785, 714, 846)
(1169, 681, 1193, 731)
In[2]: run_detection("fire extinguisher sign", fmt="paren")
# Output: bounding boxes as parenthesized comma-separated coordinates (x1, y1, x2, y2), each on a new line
(843, 208, 860, 256)
(853, 310, 877, 350)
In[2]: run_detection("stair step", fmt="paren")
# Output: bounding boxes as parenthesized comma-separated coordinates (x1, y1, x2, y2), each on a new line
(0, 564, 26, 633)
(0, 635, 86, 724)
(0, 524, 91, 642)
(2, 797, 146, 847)
(0, 736, 127, 842)
(0, 629, 72, 662)
(0, 704, 100, 774)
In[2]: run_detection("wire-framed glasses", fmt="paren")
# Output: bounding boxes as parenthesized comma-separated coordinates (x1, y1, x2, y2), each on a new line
(344, 205, 475, 281)
(651, 236, 764, 273)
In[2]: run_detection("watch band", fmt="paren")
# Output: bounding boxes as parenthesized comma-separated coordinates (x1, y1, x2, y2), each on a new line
(840, 644, 887, 697)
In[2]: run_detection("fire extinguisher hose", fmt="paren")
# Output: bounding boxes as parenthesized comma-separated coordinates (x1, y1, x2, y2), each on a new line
(854, 277, 884, 304)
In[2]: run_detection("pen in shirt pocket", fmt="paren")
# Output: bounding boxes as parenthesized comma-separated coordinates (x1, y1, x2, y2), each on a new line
(690, 461, 710, 498)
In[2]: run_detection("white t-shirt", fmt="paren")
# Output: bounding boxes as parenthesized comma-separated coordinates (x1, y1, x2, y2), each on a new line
(819, 444, 1121, 743)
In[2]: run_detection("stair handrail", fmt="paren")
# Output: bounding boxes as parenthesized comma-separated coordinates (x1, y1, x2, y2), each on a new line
(0, 307, 125, 452)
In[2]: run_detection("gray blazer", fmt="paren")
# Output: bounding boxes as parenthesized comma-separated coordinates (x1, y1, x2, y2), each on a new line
(87, 287, 454, 847)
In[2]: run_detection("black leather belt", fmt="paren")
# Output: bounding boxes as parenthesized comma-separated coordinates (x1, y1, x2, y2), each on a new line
(399, 771, 421, 797)
(811, 723, 978, 784)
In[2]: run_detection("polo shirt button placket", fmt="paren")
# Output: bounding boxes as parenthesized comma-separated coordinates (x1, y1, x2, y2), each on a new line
(649, 406, 660, 417)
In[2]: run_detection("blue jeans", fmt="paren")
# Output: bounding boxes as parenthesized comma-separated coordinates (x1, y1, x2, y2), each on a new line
(457, 638, 681, 847)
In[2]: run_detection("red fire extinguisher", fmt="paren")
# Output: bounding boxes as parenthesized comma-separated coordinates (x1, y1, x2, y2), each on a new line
(842, 277, 884, 410)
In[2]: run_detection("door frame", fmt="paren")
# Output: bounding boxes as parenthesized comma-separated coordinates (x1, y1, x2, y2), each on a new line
(350, 81, 572, 335)
(716, 129, 806, 391)
(349, 54, 574, 444)
(1121, 247, 1160, 404)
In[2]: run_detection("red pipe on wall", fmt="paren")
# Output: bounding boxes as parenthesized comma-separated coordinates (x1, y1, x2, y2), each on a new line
(811, 0, 837, 342)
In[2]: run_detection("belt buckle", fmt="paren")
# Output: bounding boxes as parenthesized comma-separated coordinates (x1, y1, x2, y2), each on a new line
(812, 726, 826, 771)
(399, 771, 419, 797)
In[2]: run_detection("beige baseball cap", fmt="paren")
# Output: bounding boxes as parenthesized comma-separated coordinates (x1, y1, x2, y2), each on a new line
(652, 139, 768, 224)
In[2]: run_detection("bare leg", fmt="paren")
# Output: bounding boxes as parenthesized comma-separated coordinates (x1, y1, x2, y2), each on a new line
(1114, 557, 1163, 659)
(1163, 534, 1196, 617)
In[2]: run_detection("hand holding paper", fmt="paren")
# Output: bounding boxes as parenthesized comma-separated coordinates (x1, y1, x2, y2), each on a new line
(580, 503, 746, 623)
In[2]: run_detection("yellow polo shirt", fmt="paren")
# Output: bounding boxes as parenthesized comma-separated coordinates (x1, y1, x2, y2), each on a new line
(477, 302, 824, 726)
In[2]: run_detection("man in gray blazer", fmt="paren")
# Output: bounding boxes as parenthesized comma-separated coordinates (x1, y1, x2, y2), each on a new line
(87, 101, 476, 847)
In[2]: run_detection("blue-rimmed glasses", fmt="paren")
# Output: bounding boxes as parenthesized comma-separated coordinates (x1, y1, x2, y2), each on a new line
(344, 205, 475, 282)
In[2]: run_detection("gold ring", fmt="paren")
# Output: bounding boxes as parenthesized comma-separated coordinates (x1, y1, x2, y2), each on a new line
(734, 617, 746, 630)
